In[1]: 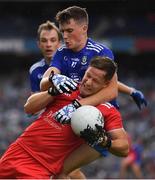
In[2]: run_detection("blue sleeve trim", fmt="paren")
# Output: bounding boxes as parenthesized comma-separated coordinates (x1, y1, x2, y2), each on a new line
(93, 144, 109, 157)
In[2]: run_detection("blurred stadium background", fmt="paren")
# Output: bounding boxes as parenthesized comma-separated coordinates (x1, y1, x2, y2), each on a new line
(0, 0, 155, 178)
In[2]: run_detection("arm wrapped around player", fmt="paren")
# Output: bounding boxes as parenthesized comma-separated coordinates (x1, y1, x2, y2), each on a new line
(49, 71, 78, 94)
(80, 124, 112, 149)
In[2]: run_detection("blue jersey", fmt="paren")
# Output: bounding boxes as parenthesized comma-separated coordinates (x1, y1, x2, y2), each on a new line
(50, 38, 114, 82)
(29, 59, 49, 92)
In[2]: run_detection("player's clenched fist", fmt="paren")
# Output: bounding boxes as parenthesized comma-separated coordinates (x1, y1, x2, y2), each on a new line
(49, 71, 78, 94)
(80, 124, 112, 149)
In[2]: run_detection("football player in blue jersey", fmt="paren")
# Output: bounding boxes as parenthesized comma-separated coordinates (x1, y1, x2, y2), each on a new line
(40, 6, 147, 123)
(28, 20, 86, 179)
(28, 21, 61, 119)
(29, 21, 62, 94)
(40, 6, 117, 109)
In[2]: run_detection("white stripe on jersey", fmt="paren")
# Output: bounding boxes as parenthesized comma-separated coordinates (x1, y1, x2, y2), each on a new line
(94, 43, 105, 49)
(87, 41, 104, 51)
(58, 44, 66, 51)
(101, 102, 114, 109)
(29, 59, 46, 74)
(86, 47, 100, 53)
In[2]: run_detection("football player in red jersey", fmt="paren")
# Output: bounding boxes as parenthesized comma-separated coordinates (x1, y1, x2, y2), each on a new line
(119, 135, 143, 179)
(0, 57, 129, 179)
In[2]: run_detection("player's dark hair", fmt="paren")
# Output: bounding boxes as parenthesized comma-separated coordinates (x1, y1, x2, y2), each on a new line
(37, 20, 62, 41)
(56, 6, 88, 25)
(90, 56, 117, 81)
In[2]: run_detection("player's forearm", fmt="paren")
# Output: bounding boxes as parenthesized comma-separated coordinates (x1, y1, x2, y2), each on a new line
(40, 77, 52, 91)
(118, 81, 134, 95)
(109, 138, 129, 157)
(61, 144, 101, 175)
(24, 91, 54, 114)
(79, 87, 117, 106)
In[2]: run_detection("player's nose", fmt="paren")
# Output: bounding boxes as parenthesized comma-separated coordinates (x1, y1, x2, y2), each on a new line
(46, 40, 52, 46)
(63, 31, 69, 39)
(85, 79, 92, 86)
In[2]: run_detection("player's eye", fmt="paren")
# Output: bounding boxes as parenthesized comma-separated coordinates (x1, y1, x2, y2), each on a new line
(68, 29, 73, 33)
(50, 38, 57, 42)
(40, 38, 47, 43)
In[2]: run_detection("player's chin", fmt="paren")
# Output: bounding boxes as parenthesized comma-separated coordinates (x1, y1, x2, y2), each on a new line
(66, 42, 74, 49)
(80, 89, 92, 98)
(45, 54, 53, 60)
(66, 44, 72, 49)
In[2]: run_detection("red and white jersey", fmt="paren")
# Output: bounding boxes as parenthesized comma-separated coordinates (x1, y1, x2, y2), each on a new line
(16, 90, 123, 175)
(97, 102, 123, 132)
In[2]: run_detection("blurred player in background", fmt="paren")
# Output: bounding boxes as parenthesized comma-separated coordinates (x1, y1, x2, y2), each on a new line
(29, 20, 61, 94)
(28, 20, 85, 179)
(0, 57, 129, 179)
(40, 6, 147, 124)
(119, 136, 143, 179)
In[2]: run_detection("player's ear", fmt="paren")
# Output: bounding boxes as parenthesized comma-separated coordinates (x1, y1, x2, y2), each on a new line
(102, 80, 110, 88)
(83, 24, 88, 32)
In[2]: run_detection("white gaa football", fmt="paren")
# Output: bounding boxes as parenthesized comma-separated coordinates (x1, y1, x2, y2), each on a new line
(71, 105, 104, 136)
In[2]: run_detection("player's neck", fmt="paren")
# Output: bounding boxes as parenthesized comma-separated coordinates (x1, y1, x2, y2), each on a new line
(72, 36, 88, 52)
(44, 57, 51, 65)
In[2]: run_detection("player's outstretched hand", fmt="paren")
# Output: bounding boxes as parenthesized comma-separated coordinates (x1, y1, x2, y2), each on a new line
(80, 124, 106, 147)
(131, 89, 147, 110)
(49, 71, 78, 94)
(54, 99, 81, 124)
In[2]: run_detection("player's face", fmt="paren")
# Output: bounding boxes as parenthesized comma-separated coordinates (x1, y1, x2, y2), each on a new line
(59, 18, 88, 52)
(38, 29, 61, 61)
(80, 67, 107, 97)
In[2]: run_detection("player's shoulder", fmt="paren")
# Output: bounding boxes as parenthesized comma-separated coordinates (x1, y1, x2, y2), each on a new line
(29, 59, 46, 74)
(97, 103, 122, 123)
(86, 38, 111, 52)
(97, 102, 120, 114)
(98, 102, 113, 109)
(87, 38, 114, 60)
